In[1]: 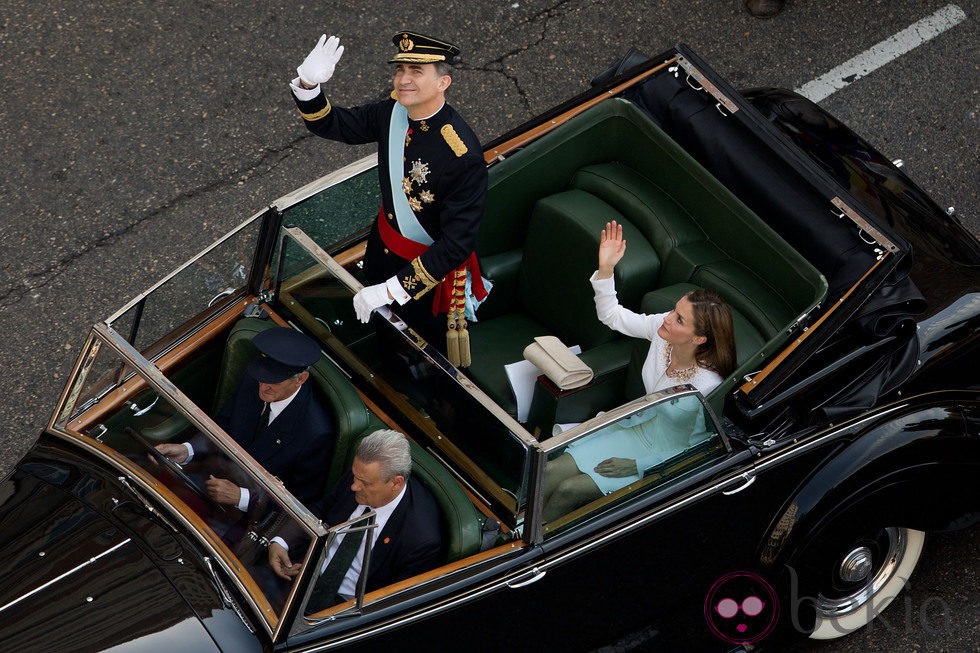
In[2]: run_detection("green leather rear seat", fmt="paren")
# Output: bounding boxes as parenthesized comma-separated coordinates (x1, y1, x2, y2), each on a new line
(468, 98, 827, 422)
(406, 439, 486, 563)
(226, 321, 487, 563)
(467, 190, 659, 414)
(570, 161, 816, 340)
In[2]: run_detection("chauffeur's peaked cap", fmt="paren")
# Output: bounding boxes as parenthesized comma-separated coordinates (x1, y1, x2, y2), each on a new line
(246, 327, 320, 383)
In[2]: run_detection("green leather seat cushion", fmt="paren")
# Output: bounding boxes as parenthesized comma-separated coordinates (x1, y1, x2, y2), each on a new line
(570, 162, 706, 265)
(466, 313, 551, 415)
(518, 189, 660, 349)
(407, 439, 486, 562)
(688, 259, 799, 340)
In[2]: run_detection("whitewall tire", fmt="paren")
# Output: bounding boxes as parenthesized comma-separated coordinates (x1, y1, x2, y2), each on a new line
(809, 526, 925, 640)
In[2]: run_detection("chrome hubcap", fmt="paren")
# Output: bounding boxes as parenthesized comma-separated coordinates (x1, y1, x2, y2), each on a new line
(838, 546, 873, 583)
(816, 527, 905, 617)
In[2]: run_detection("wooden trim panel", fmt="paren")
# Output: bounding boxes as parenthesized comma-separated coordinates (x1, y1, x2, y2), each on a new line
(739, 255, 889, 394)
(483, 57, 677, 164)
(306, 540, 526, 619)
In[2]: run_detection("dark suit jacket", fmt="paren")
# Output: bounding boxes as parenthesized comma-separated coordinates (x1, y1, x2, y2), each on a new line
(214, 377, 335, 507)
(313, 472, 443, 593)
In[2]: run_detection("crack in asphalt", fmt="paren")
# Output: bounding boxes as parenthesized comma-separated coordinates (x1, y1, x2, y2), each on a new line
(463, 0, 592, 111)
(0, 143, 297, 309)
(0, 0, 592, 309)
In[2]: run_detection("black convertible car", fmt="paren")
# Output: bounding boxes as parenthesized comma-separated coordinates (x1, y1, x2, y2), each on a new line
(1, 46, 977, 651)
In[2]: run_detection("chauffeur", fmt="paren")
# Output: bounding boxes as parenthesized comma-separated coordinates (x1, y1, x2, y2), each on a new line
(289, 31, 488, 359)
(156, 327, 335, 509)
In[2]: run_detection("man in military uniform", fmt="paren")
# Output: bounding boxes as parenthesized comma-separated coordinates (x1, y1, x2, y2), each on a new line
(290, 31, 488, 355)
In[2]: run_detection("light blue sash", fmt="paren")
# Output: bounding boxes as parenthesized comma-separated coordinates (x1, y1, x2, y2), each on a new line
(387, 102, 433, 245)
(385, 102, 492, 320)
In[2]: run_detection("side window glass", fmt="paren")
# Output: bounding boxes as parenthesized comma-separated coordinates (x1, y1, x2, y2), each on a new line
(302, 510, 379, 618)
(541, 393, 727, 534)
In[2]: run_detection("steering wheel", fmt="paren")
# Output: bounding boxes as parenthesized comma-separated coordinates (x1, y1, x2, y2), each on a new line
(126, 428, 227, 513)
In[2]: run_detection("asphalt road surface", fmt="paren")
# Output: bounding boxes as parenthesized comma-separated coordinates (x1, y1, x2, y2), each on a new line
(1, 1, 976, 651)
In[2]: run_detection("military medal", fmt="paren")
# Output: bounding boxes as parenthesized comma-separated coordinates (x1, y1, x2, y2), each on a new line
(409, 159, 431, 184)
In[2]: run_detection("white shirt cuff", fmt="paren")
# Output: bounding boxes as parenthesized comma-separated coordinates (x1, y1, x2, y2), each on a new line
(386, 275, 411, 305)
(237, 487, 250, 512)
(271, 536, 289, 551)
(182, 442, 195, 463)
(290, 76, 321, 101)
(590, 270, 615, 290)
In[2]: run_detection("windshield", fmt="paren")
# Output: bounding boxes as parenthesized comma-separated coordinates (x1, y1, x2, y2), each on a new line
(107, 217, 259, 353)
(272, 227, 535, 525)
(51, 326, 319, 635)
(57, 217, 263, 425)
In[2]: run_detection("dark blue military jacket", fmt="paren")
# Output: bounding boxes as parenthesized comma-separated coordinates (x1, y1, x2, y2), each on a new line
(294, 92, 487, 301)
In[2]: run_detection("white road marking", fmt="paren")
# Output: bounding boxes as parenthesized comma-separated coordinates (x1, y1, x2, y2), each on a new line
(795, 3, 967, 102)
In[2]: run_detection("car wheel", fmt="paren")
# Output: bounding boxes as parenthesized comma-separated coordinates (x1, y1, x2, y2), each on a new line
(807, 526, 925, 640)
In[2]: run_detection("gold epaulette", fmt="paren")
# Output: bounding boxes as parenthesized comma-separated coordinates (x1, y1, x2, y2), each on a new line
(441, 124, 468, 157)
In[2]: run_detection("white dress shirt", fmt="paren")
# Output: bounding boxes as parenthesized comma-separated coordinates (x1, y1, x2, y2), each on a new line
(330, 483, 407, 599)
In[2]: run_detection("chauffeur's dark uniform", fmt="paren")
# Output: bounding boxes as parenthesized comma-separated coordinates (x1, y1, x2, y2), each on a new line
(215, 376, 334, 507)
(293, 93, 488, 342)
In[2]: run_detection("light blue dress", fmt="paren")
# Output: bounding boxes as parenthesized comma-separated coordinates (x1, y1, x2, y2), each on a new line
(566, 397, 712, 494)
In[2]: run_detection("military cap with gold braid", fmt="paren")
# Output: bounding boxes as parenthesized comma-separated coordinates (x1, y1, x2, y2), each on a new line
(389, 31, 460, 65)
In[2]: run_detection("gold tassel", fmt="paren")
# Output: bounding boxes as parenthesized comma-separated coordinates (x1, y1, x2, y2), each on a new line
(457, 315, 471, 367)
(446, 313, 460, 367)
(446, 268, 472, 367)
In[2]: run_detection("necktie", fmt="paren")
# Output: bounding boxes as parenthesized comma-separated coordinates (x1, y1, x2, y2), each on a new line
(246, 402, 269, 447)
(306, 508, 373, 613)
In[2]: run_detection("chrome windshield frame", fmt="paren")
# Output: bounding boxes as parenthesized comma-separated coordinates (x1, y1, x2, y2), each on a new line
(48, 321, 329, 640)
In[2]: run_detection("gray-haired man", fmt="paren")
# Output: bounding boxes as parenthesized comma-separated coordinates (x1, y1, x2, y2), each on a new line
(269, 430, 442, 610)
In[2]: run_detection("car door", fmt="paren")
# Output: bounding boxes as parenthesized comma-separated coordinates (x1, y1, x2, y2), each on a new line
(518, 388, 797, 650)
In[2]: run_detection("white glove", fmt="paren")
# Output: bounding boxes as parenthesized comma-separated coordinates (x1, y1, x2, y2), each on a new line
(353, 283, 394, 323)
(297, 34, 344, 87)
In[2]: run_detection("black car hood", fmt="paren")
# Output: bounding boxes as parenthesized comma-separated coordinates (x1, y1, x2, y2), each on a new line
(0, 443, 231, 652)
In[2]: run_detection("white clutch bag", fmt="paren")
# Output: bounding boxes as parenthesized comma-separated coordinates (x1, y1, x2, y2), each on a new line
(523, 335, 594, 390)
